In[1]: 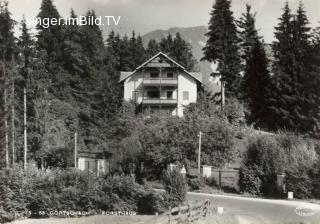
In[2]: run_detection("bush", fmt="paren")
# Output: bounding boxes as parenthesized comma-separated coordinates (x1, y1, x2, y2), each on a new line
(0, 165, 158, 223)
(239, 133, 319, 198)
(162, 169, 187, 207)
(239, 166, 262, 195)
(137, 191, 165, 214)
(188, 177, 205, 191)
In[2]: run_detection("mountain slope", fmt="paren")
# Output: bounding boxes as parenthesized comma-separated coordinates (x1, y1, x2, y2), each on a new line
(141, 26, 213, 82)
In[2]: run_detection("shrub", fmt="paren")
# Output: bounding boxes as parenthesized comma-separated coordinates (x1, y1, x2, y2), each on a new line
(0, 166, 157, 223)
(188, 177, 205, 191)
(239, 166, 262, 195)
(239, 133, 319, 198)
(137, 191, 165, 214)
(162, 169, 187, 207)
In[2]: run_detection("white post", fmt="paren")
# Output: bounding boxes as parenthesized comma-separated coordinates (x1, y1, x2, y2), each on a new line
(24, 87, 27, 170)
(198, 131, 203, 175)
(221, 80, 225, 111)
(74, 132, 77, 168)
(4, 88, 9, 168)
(11, 77, 15, 167)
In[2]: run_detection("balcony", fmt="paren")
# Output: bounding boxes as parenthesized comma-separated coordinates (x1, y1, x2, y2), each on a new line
(143, 78, 178, 86)
(142, 98, 178, 105)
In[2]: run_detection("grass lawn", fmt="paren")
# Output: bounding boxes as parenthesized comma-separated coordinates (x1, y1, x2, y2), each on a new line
(10, 215, 155, 224)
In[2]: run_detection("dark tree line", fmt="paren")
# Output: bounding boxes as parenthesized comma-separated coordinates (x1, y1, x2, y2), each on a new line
(106, 31, 197, 72)
(203, 0, 320, 137)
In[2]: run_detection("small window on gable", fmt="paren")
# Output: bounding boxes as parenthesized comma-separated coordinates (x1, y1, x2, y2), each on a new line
(150, 72, 159, 78)
(167, 72, 174, 78)
(183, 91, 189, 101)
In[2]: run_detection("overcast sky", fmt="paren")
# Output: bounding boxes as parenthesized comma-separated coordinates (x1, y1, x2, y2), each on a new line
(8, 0, 320, 43)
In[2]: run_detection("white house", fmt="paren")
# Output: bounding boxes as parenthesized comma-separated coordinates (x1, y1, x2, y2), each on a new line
(119, 52, 203, 117)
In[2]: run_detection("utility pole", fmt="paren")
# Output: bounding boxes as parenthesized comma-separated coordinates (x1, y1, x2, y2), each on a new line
(4, 88, 9, 168)
(198, 131, 203, 175)
(11, 74, 15, 167)
(74, 132, 77, 168)
(221, 80, 225, 111)
(24, 87, 27, 170)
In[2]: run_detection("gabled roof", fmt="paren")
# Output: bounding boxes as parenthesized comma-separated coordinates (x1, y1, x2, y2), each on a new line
(119, 52, 202, 84)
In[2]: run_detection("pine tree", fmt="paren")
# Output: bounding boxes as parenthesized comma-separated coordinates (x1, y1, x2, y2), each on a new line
(202, 0, 241, 98)
(309, 24, 320, 138)
(146, 39, 159, 57)
(160, 33, 174, 54)
(290, 2, 312, 133)
(243, 40, 272, 128)
(119, 34, 131, 71)
(0, 0, 16, 168)
(237, 4, 260, 67)
(270, 2, 313, 133)
(171, 33, 196, 71)
(270, 2, 295, 129)
(36, 0, 64, 65)
(237, 4, 272, 128)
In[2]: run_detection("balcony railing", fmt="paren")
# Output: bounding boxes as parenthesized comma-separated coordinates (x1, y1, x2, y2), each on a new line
(143, 78, 178, 86)
(143, 98, 178, 105)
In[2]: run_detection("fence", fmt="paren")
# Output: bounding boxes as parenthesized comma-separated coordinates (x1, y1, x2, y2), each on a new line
(159, 200, 210, 224)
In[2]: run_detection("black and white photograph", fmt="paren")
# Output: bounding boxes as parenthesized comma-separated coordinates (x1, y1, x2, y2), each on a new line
(0, 0, 320, 223)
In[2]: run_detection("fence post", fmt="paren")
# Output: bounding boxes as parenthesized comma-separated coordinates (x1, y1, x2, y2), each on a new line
(168, 206, 171, 224)
(154, 212, 158, 224)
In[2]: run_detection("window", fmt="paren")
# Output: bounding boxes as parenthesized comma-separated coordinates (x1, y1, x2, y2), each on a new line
(167, 72, 174, 78)
(147, 91, 160, 98)
(150, 72, 159, 78)
(167, 91, 173, 99)
(183, 91, 189, 100)
(132, 91, 139, 101)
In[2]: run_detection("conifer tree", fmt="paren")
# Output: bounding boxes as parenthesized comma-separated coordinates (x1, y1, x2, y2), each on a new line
(270, 2, 295, 129)
(237, 4, 260, 67)
(36, 0, 64, 65)
(160, 33, 174, 53)
(146, 39, 159, 57)
(202, 0, 241, 98)
(270, 2, 313, 132)
(237, 4, 272, 128)
(0, 0, 16, 168)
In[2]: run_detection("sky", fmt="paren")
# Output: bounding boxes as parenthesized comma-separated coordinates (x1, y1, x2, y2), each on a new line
(7, 0, 320, 43)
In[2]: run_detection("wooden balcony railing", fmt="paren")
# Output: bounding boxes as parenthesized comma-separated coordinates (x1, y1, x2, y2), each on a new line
(143, 98, 178, 105)
(143, 78, 178, 86)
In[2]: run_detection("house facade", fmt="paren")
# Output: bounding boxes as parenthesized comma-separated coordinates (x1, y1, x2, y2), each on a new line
(119, 52, 202, 117)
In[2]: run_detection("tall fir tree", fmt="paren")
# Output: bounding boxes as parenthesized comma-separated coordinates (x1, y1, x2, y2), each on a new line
(146, 39, 159, 57)
(270, 2, 295, 129)
(237, 4, 272, 128)
(237, 4, 260, 67)
(202, 0, 241, 98)
(309, 24, 320, 138)
(0, 0, 16, 168)
(270, 2, 314, 133)
(36, 0, 64, 66)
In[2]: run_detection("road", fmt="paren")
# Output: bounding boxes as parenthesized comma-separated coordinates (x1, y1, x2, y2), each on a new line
(187, 192, 320, 224)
